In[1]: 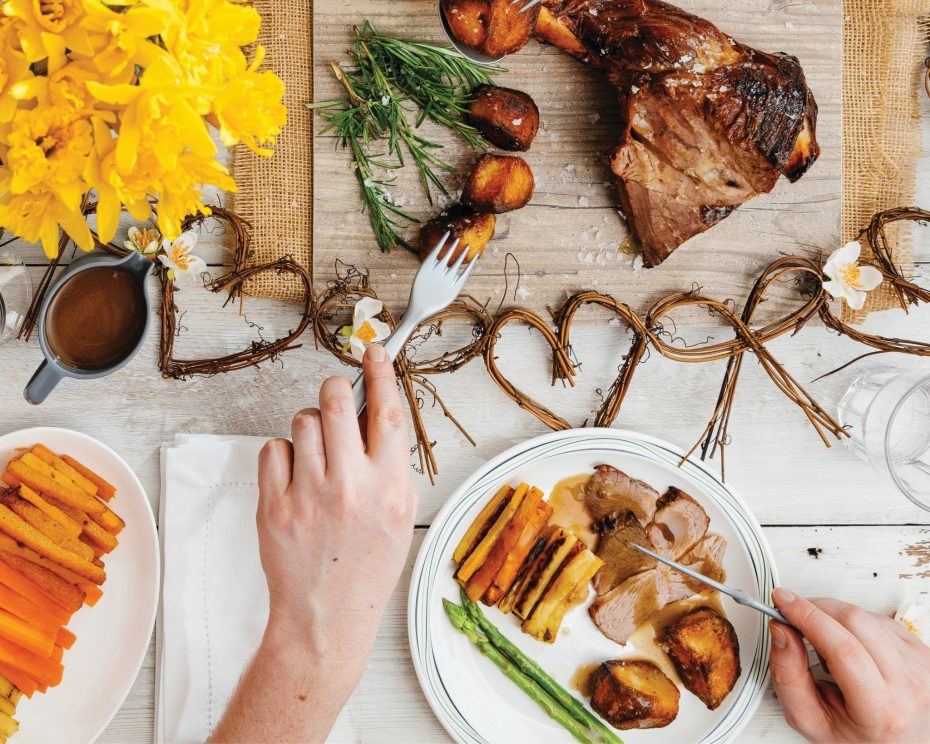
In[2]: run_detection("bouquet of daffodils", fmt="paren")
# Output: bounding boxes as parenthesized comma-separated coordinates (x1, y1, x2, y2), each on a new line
(0, 0, 286, 257)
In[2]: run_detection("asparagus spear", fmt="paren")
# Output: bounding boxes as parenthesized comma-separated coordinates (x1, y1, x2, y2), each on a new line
(442, 599, 597, 744)
(460, 591, 623, 744)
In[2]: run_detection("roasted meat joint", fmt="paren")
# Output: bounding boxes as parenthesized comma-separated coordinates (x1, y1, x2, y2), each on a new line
(443, 0, 821, 267)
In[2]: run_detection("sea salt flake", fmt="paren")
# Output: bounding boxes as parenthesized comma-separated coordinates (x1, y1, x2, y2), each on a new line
(589, 7, 598, 15)
(631, 85, 640, 93)
(512, 118, 523, 125)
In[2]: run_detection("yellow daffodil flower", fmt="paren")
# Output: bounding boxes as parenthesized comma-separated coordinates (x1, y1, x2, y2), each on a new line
(0, 22, 30, 122)
(2, 0, 92, 63)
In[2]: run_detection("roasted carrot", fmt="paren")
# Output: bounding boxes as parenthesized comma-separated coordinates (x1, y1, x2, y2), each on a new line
(42, 496, 118, 554)
(0, 610, 55, 658)
(61, 454, 117, 501)
(7, 460, 123, 536)
(0, 662, 36, 698)
(30, 445, 98, 497)
(0, 584, 62, 637)
(50, 645, 62, 662)
(0, 636, 63, 687)
(0, 560, 71, 625)
(11, 484, 81, 538)
(0, 492, 95, 562)
(0, 552, 84, 614)
(80, 583, 103, 607)
(0, 504, 105, 584)
(55, 627, 76, 650)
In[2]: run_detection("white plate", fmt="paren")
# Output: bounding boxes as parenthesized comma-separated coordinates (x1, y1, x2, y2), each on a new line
(410, 428, 777, 744)
(0, 427, 159, 743)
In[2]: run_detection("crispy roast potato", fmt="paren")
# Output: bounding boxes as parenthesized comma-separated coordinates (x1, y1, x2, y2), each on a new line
(590, 660, 680, 730)
(662, 606, 741, 710)
(441, 0, 489, 52)
(522, 548, 602, 642)
(535, 6, 588, 59)
(419, 205, 496, 263)
(468, 85, 540, 151)
(441, 0, 538, 58)
(483, 0, 540, 57)
(463, 154, 535, 213)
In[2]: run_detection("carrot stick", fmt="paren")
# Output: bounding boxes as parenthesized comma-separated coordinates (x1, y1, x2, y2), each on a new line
(0, 585, 61, 637)
(0, 636, 62, 687)
(41, 496, 118, 554)
(60, 455, 117, 502)
(0, 662, 36, 698)
(55, 627, 76, 650)
(0, 492, 95, 561)
(0, 504, 105, 584)
(11, 484, 81, 538)
(0, 535, 92, 588)
(80, 583, 103, 607)
(7, 460, 123, 536)
(50, 645, 62, 662)
(0, 560, 71, 625)
(30, 446, 98, 497)
(0, 610, 54, 658)
(0, 553, 84, 614)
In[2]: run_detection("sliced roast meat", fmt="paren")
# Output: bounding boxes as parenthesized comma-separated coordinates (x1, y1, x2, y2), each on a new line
(589, 568, 666, 645)
(648, 487, 709, 559)
(593, 512, 657, 595)
(590, 534, 728, 644)
(584, 464, 659, 527)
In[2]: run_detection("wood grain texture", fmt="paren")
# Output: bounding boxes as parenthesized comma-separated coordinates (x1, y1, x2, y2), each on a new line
(312, 0, 841, 323)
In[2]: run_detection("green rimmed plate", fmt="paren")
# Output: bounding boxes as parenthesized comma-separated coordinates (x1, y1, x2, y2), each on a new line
(409, 428, 777, 744)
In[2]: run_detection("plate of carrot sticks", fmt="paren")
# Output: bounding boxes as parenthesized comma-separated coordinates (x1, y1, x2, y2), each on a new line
(0, 427, 159, 742)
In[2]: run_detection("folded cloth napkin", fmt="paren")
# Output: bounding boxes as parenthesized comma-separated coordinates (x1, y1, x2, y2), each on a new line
(156, 434, 270, 744)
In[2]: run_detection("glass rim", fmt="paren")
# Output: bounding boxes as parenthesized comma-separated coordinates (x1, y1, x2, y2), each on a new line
(884, 371, 930, 511)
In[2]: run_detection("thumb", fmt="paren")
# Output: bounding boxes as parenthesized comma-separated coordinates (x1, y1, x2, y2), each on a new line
(769, 620, 831, 740)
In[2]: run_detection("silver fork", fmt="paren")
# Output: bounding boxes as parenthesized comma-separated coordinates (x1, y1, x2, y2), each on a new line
(510, 0, 545, 12)
(352, 232, 474, 416)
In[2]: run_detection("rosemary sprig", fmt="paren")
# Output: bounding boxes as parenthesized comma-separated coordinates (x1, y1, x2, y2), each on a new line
(308, 21, 503, 254)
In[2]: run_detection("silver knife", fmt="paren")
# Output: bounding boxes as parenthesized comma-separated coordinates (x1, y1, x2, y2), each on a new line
(632, 543, 793, 628)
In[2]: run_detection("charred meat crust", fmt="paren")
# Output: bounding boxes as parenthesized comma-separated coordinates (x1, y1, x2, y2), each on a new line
(539, 0, 820, 267)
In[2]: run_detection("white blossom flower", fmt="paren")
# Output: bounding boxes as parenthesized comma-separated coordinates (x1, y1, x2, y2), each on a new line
(338, 297, 390, 360)
(158, 230, 207, 283)
(822, 241, 883, 310)
(895, 598, 930, 644)
(124, 225, 161, 257)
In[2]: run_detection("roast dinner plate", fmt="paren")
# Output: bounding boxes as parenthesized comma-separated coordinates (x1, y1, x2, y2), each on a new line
(0, 427, 159, 743)
(409, 428, 777, 744)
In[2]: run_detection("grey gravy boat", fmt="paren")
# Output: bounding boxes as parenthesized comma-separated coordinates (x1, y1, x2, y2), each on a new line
(24, 251, 153, 405)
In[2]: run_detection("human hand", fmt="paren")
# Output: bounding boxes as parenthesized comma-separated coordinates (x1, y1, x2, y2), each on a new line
(769, 588, 930, 743)
(256, 345, 418, 663)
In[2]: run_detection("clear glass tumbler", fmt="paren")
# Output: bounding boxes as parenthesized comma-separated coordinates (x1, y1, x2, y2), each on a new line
(0, 246, 32, 342)
(838, 367, 930, 511)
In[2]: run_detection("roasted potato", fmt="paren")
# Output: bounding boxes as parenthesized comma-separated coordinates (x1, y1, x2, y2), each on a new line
(536, 6, 588, 59)
(468, 84, 540, 151)
(441, 0, 538, 58)
(441, 0, 489, 52)
(512, 527, 578, 619)
(590, 660, 680, 730)
(662, 606, 741, 710)
(483, 0, 539, 58)
(462, 154, 535, 213)
(419, 205, 496, 263)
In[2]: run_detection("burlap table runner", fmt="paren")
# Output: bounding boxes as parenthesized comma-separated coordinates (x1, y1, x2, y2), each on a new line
(229, 0, 313, 300)
(842, 0, 929, 322)
(233, 1, 928, 318)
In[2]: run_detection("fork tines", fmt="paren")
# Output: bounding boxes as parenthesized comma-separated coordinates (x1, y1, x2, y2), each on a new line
(511, 0, 545, 12)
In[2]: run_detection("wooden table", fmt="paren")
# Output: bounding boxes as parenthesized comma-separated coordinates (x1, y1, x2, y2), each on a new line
(2, 11, 930, 743)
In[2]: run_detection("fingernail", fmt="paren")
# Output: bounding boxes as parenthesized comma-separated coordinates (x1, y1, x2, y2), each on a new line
(366, 345, 386, 362)
(773, 587, 796, 605)
(770, 622, 788, 649)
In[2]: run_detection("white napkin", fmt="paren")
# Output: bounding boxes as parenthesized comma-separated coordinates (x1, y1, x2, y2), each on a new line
(156, 434, 271, 744)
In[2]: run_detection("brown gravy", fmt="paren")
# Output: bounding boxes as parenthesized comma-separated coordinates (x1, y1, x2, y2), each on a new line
(548, 474, 596, 549)
(46, 267, 146, 371)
